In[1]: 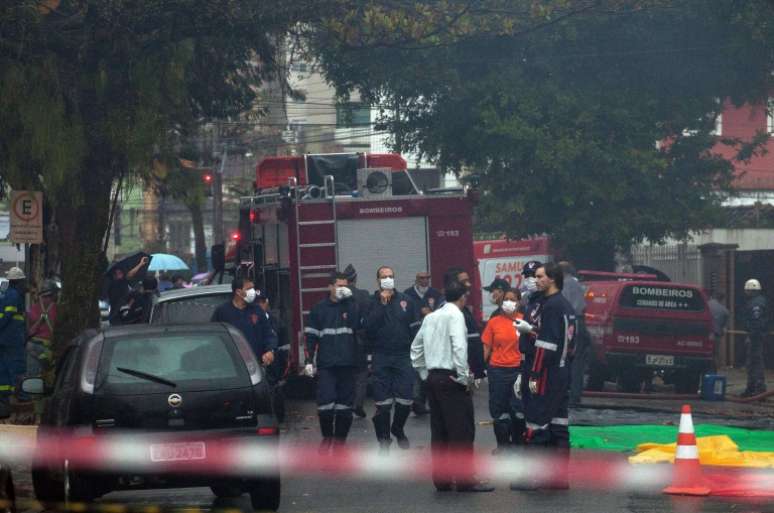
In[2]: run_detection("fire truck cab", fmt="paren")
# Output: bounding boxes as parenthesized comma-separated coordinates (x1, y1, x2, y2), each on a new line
(235, 153, 480, 377)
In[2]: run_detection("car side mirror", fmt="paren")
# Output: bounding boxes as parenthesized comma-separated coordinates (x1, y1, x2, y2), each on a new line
(21, 377, 49, 396)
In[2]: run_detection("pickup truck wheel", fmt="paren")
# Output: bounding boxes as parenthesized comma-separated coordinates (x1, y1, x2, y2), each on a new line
(617, 371, 642, 393)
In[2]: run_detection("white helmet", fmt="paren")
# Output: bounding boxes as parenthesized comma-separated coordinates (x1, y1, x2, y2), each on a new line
(744, 279, 762, 291)
(5, 267, 25, 280)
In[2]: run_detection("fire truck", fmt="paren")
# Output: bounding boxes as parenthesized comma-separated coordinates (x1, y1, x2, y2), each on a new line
(233, 153, 480, 377)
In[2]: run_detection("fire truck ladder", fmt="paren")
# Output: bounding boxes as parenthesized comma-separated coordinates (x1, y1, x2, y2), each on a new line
(295, 174, 338, 323)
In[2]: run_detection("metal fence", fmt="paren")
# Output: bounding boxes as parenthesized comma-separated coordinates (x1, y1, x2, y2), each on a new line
(630, 242, 703, 286)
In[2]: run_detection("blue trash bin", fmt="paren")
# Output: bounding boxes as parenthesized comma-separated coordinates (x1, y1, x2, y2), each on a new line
(700, 374, 726, 401)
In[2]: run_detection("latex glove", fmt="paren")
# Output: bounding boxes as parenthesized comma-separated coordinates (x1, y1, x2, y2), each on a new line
(514, 319, 534, 335)
(529, 378, 538, 395)
(304, 363, 316, 377)
(514, 373, 523, 400)
(473, 378, 482, 389)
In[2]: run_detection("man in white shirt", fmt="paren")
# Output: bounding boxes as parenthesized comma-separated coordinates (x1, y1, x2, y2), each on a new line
(411, 281, 494, 493)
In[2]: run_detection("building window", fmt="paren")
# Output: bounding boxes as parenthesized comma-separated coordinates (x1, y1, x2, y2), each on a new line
(336, 103, 371, 128)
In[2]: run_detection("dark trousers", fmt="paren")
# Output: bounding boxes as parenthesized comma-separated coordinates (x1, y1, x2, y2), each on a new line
(569, 319, 590, 404)
(746, 335, 767, 393)
(426, 369, 475, 489)
(487, 366, 524, 447)
(317, 366, 356, 441)
(353, 365, 369, 411)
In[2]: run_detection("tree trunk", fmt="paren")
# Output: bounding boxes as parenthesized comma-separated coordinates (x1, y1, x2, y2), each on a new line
(189, 202, 208, 272)
(52, 163, 113, 357)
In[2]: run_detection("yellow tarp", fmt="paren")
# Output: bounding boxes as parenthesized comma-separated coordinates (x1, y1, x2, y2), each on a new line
(629, 435, 774, 468)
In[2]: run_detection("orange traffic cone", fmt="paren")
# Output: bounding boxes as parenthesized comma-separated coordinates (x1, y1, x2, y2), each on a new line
(663, 404, 711, 496)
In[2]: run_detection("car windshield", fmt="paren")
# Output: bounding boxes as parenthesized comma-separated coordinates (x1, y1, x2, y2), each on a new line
(98, 333, 245, 393)
(150, 293, 231, 324)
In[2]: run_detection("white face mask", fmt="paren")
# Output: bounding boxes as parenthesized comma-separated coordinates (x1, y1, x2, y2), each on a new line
(501, 300, 518, 314)
(243, 288, 257, 303)
(522, 277, 537, 293)
(489, 292, 500, 305)
(380, 277, 395, 290)
(416, 285, 429, 295)
(335, 286, 352, 300)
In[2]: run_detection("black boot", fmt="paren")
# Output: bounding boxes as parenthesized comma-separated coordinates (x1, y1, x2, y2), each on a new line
(334, 410, 354, 443)
(390, 404, 411, 449)
(373, 406, 392, 452)
(492, 420, 511, 454)
(510, 418, 526, 446)
(318, 410, 334, 455)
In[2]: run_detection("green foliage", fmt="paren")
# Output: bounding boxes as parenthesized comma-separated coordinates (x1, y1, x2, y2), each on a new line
(0, 0, 326, 345)
(312, 0, 774, 267)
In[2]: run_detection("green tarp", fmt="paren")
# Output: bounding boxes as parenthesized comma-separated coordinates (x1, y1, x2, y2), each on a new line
(571, 425, 774, 453)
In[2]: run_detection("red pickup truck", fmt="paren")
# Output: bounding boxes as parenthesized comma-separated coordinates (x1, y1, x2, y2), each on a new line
(581, 272, 714, 393)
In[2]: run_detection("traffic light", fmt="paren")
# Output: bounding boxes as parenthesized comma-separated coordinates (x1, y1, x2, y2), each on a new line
(202, 172, 213, 197)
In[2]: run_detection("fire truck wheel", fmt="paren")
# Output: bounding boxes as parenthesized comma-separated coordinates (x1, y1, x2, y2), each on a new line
(585, 363, 607, 392)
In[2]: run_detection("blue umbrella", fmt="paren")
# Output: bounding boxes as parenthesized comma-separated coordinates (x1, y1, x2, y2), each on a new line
(148, 253, 189, 271)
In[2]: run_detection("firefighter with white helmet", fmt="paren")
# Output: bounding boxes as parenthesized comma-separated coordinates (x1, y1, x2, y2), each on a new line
(0, 267, 27, 416)
(741, 278, 768, 397)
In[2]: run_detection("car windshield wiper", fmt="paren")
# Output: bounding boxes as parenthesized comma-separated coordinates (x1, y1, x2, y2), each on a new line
(116, 367, 177, 388)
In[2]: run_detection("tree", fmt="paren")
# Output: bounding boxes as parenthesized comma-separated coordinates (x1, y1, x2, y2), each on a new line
(0, 0, 329, 352)
(311, 0, 774, 268)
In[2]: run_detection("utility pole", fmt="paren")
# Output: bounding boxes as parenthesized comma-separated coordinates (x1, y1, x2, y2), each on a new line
(213, 144, 226, 245)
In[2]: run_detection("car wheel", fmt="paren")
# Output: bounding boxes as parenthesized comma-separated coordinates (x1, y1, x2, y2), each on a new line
(210, 484, 243, 498)
(32, 467, 64, 503)
(249, 475, 280, 512)
(0, 475, 14, 513)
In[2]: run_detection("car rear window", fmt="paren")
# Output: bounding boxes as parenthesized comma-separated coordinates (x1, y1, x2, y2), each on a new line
(151, 294, 231, 324)
(97, 333, 246, 393)
(618, 285, 705, 312)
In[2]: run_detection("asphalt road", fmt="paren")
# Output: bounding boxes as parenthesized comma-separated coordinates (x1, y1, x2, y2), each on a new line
(9, 389, 773, 513)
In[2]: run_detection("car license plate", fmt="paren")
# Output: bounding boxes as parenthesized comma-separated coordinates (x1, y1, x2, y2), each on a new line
(150, 441, 206, 462)
(645, 354, 674, 366)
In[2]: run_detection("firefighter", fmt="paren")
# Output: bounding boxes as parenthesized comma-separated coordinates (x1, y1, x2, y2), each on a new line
(343, 264, 371, 419)
(404, 271, 443, 316)
(741, 279, 769, 397)
(518, 260, 542, 308)
(304, 272, 361, 453)
(0, 267, 27, 414)
(366, 266, 421, 451)
(211, 277, 277, 367)
(443, 267, 486, 382)
(514, 262, 576, 490)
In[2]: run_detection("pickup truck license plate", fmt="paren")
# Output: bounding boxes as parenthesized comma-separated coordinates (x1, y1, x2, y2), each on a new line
(150, 441, 206, 462)
(645, 354, 674, 366)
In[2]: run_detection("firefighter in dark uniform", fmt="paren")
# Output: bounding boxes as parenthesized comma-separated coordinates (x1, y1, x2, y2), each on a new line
(304, 272, 361, 453)
(515, 262, 576, 489)
(211, 277, 277, 367)
(0, 267, 26, 415)
(443, 267, 487, 382)
(366, 266, 422, 451)
(343, 264, 372, 419)
(404, 271, 442, 415)
(741, 278, 769, 397)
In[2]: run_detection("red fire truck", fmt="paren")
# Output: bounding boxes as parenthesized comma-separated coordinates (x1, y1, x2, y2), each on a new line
(234, 153, 480, 376)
